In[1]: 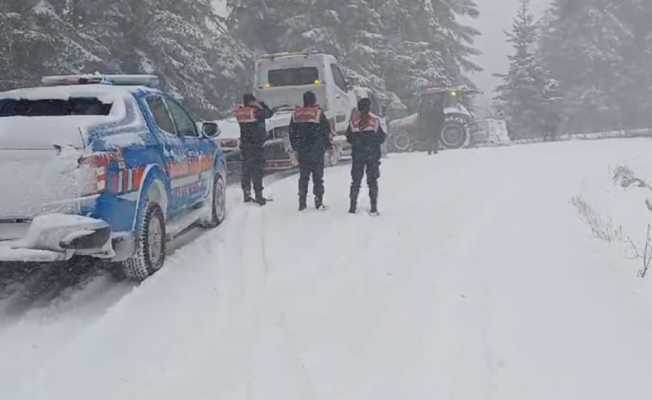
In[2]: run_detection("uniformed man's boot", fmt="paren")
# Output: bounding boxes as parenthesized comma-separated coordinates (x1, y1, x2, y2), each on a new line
(299, 195, 307, 211)
(255, 191, 267, 206)
(243, 190, 253, 203)
(315, 196, 326, 210)
(370, 201, 379, 215)
(349, 198, 357, 214)
(369, 187, 379, 215)
(349, 187, 359, 214)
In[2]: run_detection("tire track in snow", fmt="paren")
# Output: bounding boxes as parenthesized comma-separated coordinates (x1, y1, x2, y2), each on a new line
(244, 202, 321, 400)
(430, 169, 517, 400)
(210, 197, 310, 400)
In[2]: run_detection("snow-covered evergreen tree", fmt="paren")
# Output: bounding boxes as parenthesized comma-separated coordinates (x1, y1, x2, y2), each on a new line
(0, 0, 251, 118)
(0, 0, 112, 90)
(539, 0, 633, 132)
(494, 0, 549, 139)
(612, 0, 652, 129)
(133, 0, 253, 116)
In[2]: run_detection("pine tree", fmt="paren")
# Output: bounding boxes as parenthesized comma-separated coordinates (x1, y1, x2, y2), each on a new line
(494, 0, 548, 139)
(0, 0, 112, 91)
(130, 0, 253, 116)
(611, 0, 652, 129)
(539, 0, 631, 132)
(380, 0, 481, 109)
(0, 0, 251, 118)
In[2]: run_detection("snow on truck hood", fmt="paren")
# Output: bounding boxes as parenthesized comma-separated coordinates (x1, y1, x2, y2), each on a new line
(218, 117, 241, 140)
(268, 110, 293, 130)
(218, 111, 293, 140)
(0, 85, 137, 150)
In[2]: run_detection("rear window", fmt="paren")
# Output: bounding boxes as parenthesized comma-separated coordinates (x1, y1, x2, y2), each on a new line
(268, 67, 319, 87)
(0, 98, 112, 117)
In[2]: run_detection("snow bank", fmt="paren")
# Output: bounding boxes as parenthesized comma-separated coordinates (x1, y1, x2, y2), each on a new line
(2, 139, 652, 400)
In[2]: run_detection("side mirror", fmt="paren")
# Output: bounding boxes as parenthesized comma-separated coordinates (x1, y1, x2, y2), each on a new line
(202, 121, 220, 138)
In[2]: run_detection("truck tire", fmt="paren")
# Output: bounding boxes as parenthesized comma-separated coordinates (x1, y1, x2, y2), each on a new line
(440, 117, 469, 149)
(202, 175, 226, 228)
(122, 202, 166, 281)
(392, 130, 412, 152)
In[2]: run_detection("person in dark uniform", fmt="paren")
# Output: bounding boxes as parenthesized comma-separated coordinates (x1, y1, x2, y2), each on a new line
(235, 93, 274, 205)
(346, 98, 387, 215)
(418, 92, 446, 155)
(289, 91, 332, 211)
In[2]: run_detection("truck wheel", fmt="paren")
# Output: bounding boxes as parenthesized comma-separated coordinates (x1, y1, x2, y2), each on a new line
(440, 119, 468, 149)
(392, 131, 412, 152)
(202, 175, 226, 228)
(122, 202, 166, 281)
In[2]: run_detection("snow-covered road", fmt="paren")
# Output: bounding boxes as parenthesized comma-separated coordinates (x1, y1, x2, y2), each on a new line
(1, 139, 652, 399)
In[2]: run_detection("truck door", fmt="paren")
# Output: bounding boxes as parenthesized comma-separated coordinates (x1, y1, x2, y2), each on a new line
(329, 63, 352, 134)
(144, 95, 187, 217)
(163, 97, 213, 207)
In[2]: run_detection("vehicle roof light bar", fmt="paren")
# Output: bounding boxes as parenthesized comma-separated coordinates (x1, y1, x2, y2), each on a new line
(42, 74, 160, 88)
(257, 49, 322, 61)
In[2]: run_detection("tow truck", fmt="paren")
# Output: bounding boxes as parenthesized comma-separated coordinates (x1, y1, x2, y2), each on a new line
(253, 50, 359, 166)
(219, 51, 389, 170)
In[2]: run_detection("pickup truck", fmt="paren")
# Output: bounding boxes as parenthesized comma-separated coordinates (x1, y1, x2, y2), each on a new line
(0, 74, 227, 281)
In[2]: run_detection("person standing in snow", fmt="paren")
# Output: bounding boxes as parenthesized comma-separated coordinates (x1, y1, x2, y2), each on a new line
(235, 93, 274, 206)
(346, 98, 387, 215)
(418, 92, 446, 155)
(289, 91, 332, 211)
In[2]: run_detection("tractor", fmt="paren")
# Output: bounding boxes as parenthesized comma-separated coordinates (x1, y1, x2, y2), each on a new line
(388, 85, 479, 152)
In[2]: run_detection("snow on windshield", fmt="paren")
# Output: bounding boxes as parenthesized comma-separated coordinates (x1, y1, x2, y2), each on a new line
(0, 85, 126, 104)
(0, 86, 139, 150)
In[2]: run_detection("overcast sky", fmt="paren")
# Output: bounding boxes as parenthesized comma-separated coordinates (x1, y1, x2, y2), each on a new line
(469, 0, 550, 112)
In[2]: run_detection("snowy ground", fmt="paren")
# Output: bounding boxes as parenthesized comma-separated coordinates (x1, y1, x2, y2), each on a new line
(1, 139, 652, 400)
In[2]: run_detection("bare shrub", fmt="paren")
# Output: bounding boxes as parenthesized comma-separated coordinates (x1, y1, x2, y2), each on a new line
(573, 194, 652, 279)
(571, 196, 624, 242)
(639, 225, 651, 278)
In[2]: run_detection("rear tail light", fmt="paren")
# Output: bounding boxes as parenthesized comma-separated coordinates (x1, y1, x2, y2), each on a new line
(78, 153, 116, 196)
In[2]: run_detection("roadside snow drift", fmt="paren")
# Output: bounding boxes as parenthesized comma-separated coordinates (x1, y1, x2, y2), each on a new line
(1, 139, 652, 400)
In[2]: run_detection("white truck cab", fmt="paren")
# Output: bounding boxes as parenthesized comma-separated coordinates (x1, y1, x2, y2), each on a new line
(254, 51, 357, 135)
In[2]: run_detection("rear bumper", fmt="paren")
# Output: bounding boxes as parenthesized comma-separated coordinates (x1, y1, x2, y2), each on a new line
(0, 214, 135, 263)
